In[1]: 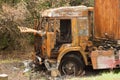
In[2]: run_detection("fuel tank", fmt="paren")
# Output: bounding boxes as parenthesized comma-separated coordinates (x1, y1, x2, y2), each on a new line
(94, 0, 120, 40)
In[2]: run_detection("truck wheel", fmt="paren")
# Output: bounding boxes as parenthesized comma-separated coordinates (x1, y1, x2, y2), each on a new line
(59, 55, 84, 76)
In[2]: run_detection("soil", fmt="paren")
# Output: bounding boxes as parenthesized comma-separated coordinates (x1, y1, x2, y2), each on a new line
(0, 62, 29, 80)
(0, 51, 33, 80)
(0, 60, 102, 80)
(0, 51, 119, 80)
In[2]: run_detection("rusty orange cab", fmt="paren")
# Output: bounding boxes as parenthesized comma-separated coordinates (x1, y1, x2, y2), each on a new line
(32, 3, 120, 76)
(17, 0, 120, 76)
(34, 6, 89, 75)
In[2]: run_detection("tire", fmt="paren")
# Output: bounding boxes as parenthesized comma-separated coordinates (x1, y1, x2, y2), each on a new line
(59, 54, 84, 76)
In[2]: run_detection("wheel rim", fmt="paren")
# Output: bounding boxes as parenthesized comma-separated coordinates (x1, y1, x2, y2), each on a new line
(62, 61, 76, 75)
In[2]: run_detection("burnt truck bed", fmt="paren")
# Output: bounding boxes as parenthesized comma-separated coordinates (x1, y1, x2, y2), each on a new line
(95, 0, 120, 40)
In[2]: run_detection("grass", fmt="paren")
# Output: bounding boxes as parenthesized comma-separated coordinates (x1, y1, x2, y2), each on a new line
(1, 58, 120, 80)
(0, 51, 32, 64)
(0, 54, 120, 80)
(0, 59, 21, 64)
(67, 72, 120, 80)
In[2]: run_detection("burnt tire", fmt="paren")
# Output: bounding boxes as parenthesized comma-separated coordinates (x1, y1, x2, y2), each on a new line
(59, 54, 84, 76)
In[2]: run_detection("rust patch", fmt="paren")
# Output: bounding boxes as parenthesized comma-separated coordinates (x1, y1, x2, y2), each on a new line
(91, 50, 115, 69)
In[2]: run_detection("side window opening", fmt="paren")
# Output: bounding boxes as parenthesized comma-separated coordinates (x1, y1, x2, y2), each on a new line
(57, 19, 72, 43)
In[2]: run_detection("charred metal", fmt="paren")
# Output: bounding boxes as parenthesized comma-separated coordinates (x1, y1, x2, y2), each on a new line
(18, 4, 120, 77)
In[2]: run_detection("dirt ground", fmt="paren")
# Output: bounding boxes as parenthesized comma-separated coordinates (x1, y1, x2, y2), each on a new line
(0, 60, 100, 80)
(0, 61, 48, 80)
(0, 51, 118, 80)
(0, 62, 29, 80)
(0, 51, 59, 80)
(0, 51, 33, 80)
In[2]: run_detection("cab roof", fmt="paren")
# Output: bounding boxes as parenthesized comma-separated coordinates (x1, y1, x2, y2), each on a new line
(41, 5, 88, 18)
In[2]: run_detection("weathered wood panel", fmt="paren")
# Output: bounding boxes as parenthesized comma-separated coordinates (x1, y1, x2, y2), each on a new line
(95, 0, 120, 40)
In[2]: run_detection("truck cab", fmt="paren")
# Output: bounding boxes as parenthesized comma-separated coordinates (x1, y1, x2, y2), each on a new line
(34, 5, 91, 75)
(18, 0, 120, 77)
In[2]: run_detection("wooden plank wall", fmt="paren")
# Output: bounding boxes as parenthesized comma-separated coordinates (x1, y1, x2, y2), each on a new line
(95, 0, 120, 40)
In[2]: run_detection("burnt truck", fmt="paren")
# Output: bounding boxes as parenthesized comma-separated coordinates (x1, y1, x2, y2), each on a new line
(19, 1, 120, 76)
